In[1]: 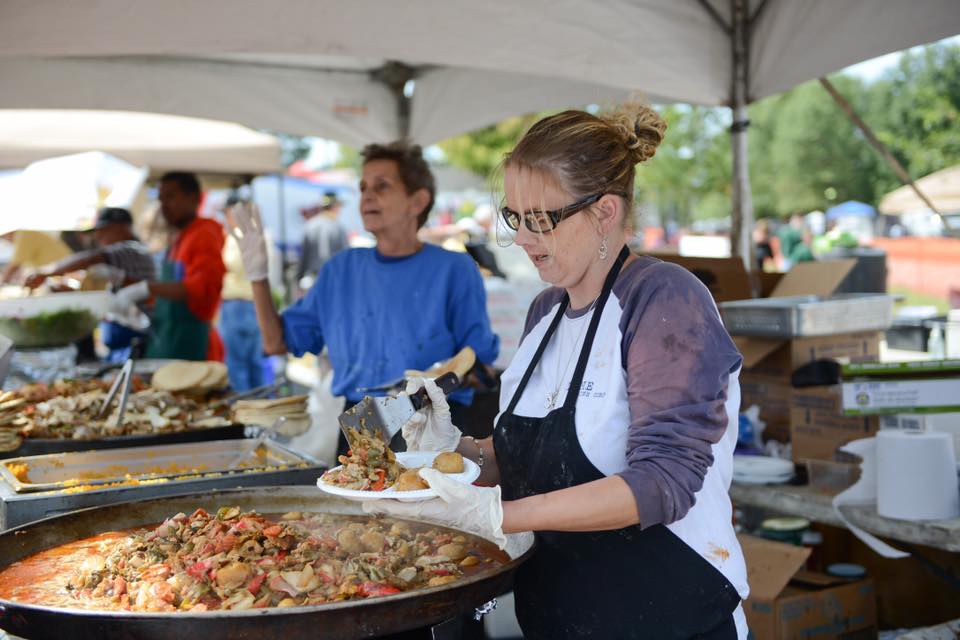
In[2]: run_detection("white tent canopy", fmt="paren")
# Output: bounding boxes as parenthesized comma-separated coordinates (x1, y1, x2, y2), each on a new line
(0, 110, 282, 176)
(0, 1, 957, 145)
(1, 0, 958, 263)
(880, 165, 960, 215)
(0, 151, 148, 235)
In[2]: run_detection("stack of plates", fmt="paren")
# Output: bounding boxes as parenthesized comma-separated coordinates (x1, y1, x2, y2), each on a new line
(733, 455, 795, 485)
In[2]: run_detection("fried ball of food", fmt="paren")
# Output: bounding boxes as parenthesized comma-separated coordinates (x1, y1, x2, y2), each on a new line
(432, 451, 464, 474)
(396, 467, 429, 491)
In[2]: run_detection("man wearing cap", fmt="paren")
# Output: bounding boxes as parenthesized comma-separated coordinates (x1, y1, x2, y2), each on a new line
(110, 172, 226, 362)
(24, 207, 155, 289)
(24, 207, 156, 360)
(296, 190, 347, 290)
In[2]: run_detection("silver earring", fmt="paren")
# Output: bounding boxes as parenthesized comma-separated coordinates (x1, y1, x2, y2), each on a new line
(598, 236, 609, 260)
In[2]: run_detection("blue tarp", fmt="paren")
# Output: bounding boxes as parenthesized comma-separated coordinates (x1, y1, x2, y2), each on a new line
(826, 200, 876, 220)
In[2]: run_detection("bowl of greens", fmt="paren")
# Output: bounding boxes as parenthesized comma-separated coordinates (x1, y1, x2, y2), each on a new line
(0, 291, 110, 348)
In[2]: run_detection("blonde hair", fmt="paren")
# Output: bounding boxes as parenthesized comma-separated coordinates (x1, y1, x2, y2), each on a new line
(503, 101, 666, 225)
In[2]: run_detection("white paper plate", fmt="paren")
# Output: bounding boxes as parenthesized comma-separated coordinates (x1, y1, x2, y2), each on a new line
(316, 451, 480, 502)
(733, 472, 793, 485)
(733, 455, 794, 477)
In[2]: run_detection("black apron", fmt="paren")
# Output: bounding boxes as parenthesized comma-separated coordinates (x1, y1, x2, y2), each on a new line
(492, 245, 741, 639)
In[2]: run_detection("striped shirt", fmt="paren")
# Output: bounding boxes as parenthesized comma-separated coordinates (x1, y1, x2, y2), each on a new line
(102, 240, 155, 282)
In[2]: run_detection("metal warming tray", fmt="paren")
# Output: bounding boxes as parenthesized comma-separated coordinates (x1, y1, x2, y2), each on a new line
(0, 441, 324, 530)
(0, 423, 246, 460)
(718, 294, 895, 338)
(0, 439, 306, 493)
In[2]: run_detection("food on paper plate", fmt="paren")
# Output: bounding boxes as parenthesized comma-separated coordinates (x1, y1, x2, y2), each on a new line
(320, 427, 403, 491)
(0, 507, 509, 611)
(396, 467, 429, 492)
(432, 451, 464, 474)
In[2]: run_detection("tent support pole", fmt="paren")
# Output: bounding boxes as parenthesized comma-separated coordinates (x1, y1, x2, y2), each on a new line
(373, 61, 415, 139)
(818, 76, 943, 219)
(730, 0, 756, 271)
(277, 172, 290, 303)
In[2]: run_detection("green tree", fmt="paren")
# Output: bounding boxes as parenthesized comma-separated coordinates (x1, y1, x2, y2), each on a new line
(866, 42, 960, 195)
(748, 75, 884, 218)
(437, 113, 543, 177)
(635, 105, 731, 226)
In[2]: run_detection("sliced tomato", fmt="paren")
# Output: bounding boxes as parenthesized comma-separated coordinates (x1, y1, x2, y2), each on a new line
(370, 469, 387, 492)
(262, 525, 283, 537)
(247, 572, 266, 595)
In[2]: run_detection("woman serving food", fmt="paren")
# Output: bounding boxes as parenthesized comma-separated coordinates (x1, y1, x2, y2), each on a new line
(369, 103, 749, 639)
(229, 141, 499, 453)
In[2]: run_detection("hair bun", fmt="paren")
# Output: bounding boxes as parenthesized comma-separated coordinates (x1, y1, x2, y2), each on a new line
(603, 102, 667, 164)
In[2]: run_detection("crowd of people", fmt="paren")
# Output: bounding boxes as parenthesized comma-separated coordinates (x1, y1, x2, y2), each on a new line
(2, 101, 755, 637)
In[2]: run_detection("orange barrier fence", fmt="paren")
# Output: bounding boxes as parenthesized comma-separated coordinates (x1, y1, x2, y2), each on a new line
(870, 237, 960, 301)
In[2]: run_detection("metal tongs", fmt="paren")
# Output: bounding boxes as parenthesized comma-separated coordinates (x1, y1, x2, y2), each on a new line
(96, 358, 135, 427)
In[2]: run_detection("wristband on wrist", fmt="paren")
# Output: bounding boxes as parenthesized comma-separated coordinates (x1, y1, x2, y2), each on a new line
(463, 436, 485, 469)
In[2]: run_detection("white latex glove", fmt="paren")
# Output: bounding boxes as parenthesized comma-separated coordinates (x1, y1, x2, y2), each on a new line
(226, 202, 269, 281)
(363, 467, 508, 549)
(109, 280, 150, 314)
(400, 377, 460, 452)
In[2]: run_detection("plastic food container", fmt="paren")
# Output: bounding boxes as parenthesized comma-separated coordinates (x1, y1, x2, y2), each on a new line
(760, 517, 810, 546)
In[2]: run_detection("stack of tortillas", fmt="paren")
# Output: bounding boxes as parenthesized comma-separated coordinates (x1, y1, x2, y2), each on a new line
(151, 361, 229, 394)
(232, 395, 311, 436)
(0, 392, 25, 452)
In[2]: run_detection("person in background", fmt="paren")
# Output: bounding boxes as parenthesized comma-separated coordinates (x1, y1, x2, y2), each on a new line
(370, 104, 748, 638)
(296, 191, 347, 291)
(24, 207, 156, 361)
(788, 225, 816, 265)
(229, 141, 499, 455)
(777, 213, 804, 270)
(111, 172, 226, 361)
(0, 230, 72, 284)
(220, 204, 265, 391)
(752, 218, 774, 271)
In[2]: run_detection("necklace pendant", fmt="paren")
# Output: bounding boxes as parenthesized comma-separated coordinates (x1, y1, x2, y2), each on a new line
(546, 390, 558, 409)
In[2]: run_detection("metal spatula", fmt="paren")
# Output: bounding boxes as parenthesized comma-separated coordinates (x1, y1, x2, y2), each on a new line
(337, 372, 460, 445)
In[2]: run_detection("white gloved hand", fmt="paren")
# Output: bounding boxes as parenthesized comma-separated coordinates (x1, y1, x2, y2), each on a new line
(109, 280, 150, 313)
(400, 377, 460, 452)
(364, 467, 508, 549)
(226, 202, 269, 281)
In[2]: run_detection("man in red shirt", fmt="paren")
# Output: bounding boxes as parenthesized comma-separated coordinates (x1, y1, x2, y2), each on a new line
(112, 172, 225, 361)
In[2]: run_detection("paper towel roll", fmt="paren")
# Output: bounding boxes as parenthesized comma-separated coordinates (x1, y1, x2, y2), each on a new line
(877, 429, 960, 521)
(835, 438, 909, 559)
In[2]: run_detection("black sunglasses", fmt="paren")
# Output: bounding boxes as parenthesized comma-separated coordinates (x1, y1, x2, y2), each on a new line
(499, 192, 625, 233)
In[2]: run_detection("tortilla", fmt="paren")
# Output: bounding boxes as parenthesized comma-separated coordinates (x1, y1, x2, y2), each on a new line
(197, 362, 228, 391)
(404, 346, 476, 381)
(150, 361, 211, 392)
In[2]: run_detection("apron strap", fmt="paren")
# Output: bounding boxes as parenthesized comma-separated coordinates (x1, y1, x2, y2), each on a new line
(504, 293, 569, 415)
(561, 244, 630, 409)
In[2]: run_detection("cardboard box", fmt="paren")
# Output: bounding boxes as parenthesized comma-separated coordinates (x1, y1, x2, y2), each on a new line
(648, 254, 754, 302)
(740, 371, 792, 442)
(840, 359, 960, 415)
(790, 386, 879, 462)
(736, 331, 882, 378)
(740, 534, 877, 640)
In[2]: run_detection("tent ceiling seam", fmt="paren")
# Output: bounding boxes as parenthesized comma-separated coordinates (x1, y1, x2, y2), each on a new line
(695, 0, 731, 34)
